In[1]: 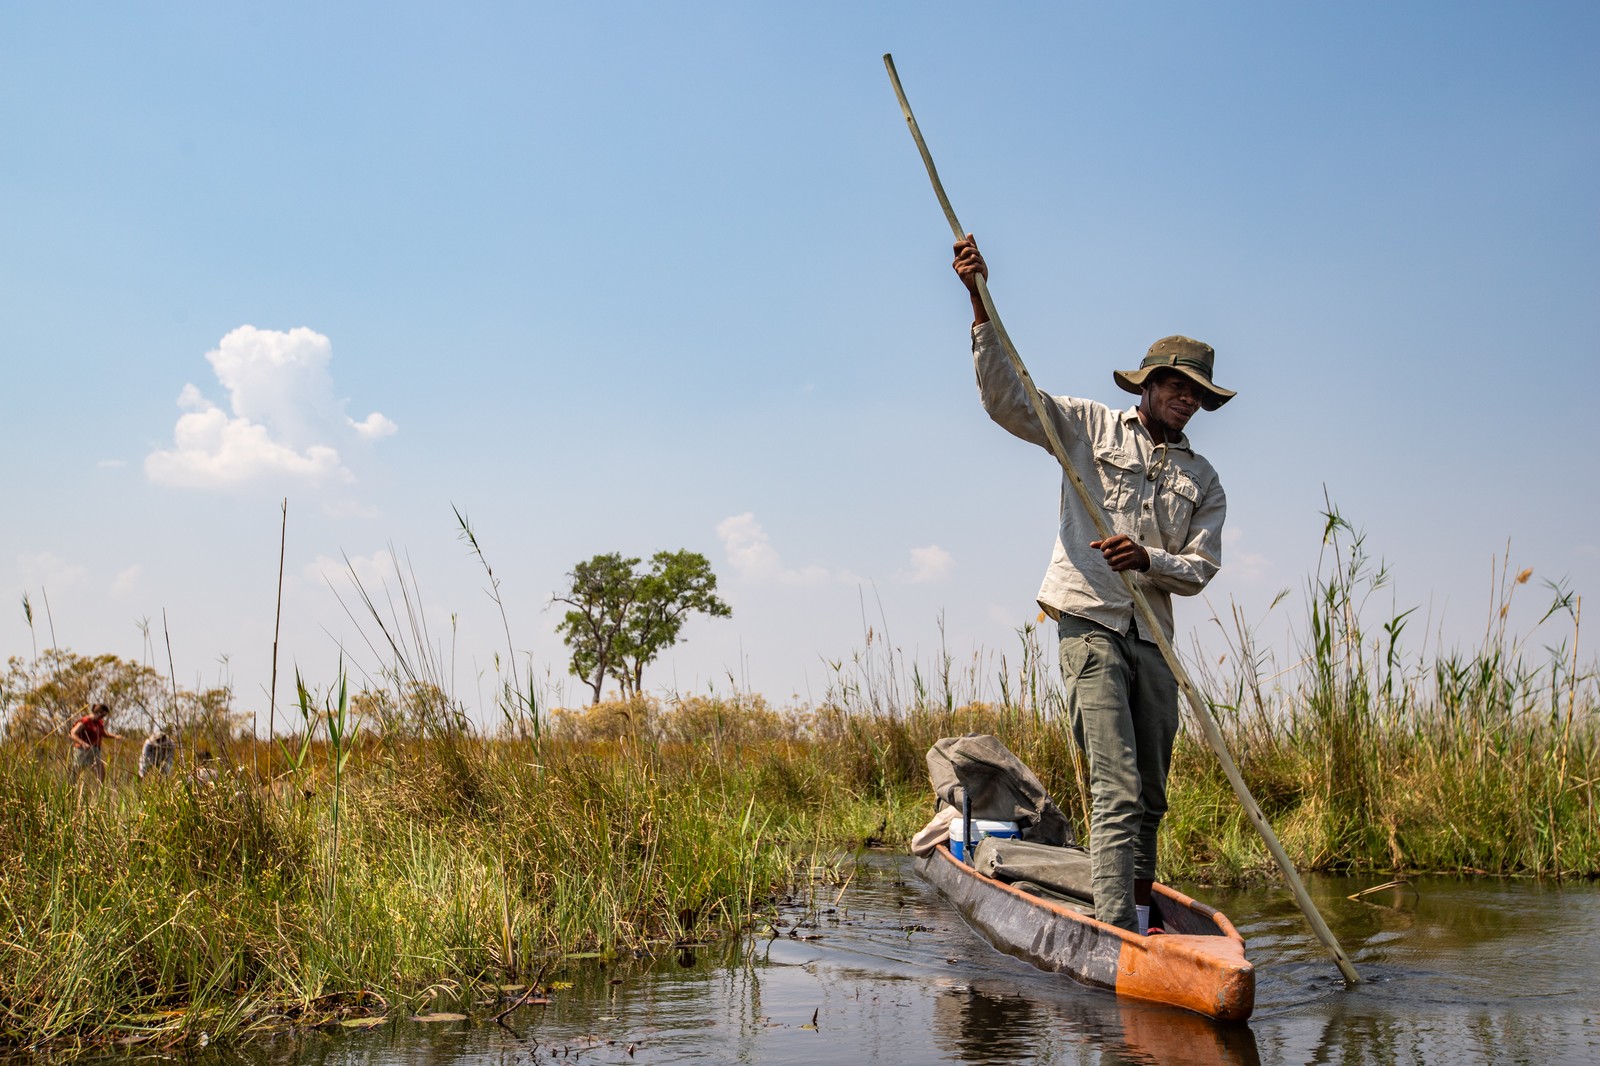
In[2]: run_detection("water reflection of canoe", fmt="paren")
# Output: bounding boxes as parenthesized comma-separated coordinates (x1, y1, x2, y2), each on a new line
(916, 843, 1255, 1022)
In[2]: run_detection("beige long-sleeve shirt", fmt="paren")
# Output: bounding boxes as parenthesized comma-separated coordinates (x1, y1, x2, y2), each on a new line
(973, 322, 1225, 643)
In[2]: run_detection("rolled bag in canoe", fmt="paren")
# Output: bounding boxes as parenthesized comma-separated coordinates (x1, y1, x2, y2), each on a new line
(916, 843, 1255, 1022)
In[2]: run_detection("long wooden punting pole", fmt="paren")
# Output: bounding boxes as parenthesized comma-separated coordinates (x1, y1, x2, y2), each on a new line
(883, 53, 1360, 986)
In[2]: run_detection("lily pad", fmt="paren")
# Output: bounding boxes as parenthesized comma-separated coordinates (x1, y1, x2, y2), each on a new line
(340, 1017, 387, 1030)
(412, 1012, 468, 1023)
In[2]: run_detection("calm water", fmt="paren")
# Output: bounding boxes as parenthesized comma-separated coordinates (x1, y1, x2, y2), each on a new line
(203, 856, 1596, 1066)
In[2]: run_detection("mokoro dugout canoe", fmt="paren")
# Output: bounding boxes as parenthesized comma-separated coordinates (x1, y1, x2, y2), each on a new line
(915, 843, 1255, 1022)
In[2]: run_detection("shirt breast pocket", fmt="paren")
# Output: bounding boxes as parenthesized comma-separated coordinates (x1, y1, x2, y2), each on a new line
(1157, 470, 1202, 547)
(1094, 447, 1142, 512)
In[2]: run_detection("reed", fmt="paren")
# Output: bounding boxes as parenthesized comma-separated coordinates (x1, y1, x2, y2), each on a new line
(2, 513, 1595, 1051)
(1166, 508, 1598, 880)
(0, 729, 831, 1051)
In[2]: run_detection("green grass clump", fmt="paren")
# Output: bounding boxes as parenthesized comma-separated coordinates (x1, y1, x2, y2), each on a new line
(0, 728, 864, 1052)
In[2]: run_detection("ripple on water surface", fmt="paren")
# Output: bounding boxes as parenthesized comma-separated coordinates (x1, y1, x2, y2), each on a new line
(205, 858, 1599, 1066)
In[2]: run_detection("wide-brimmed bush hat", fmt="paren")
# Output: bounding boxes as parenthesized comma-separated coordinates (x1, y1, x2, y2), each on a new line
(1113, 335, 1235, 411)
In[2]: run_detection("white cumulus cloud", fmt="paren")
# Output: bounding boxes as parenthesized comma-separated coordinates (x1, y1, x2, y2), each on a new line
(348, 412, 398, 440)
(145, 326, 396, 489)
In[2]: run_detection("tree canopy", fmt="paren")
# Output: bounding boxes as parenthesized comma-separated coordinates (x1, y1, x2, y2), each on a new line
(553, 550, 731, 703)
(1, 649, 248, 744)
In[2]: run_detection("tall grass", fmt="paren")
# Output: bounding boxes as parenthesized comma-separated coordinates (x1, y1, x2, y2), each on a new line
(0, 727, 838, 1051)
(1168, 506, 1597, 880)
(1, 513, 1595, 1050)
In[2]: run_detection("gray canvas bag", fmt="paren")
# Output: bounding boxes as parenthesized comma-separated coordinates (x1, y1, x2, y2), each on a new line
(973, 837, 1095, 904)
(925, 734, 1075, 846)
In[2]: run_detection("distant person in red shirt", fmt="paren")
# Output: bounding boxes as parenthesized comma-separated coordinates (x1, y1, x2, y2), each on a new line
(69, 703, 123, 782)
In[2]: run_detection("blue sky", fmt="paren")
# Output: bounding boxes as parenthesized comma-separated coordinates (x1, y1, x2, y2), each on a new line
(4, 2, 1596, 724)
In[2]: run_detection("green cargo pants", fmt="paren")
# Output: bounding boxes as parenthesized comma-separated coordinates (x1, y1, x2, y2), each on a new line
(1058, 614, 1179, 933)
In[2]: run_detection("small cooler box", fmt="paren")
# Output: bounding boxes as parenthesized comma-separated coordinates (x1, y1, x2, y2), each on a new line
(949, 818, 1020, 862)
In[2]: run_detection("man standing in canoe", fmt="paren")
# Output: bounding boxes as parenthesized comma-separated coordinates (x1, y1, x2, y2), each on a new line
(953, 235, 1232, 936)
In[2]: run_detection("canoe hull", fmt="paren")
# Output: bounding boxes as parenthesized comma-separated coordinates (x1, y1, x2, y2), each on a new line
(916, 845, 1255, 1022)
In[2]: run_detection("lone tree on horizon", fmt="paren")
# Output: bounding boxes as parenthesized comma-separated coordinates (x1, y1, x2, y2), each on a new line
(553, 550, 731, 704)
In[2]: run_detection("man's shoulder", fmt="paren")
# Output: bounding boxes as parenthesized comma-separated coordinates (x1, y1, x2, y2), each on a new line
(1053, 394, 1121, 424)
(1176, 446, 1224, 494)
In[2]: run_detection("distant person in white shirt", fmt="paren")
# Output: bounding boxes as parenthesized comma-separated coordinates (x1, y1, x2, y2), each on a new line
(139, 730, 175, 779)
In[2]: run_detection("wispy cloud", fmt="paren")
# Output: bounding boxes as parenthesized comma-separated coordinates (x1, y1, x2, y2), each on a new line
(1222, 526, 1271, 583)
(716, 513, 840, 586)
(987, 603, 1035, 628)
(717, 513, 951, 589)
(323, 498, 384, 520)
(895, 545, 954, 584)
(18, 551, 89, 590)
(110, 565, 143, 597)
(145, 326, 396, 489)
(306, 548, 396, 589)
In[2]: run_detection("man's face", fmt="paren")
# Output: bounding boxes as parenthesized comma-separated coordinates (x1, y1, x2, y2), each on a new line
(1141, 371, 1204, 435)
